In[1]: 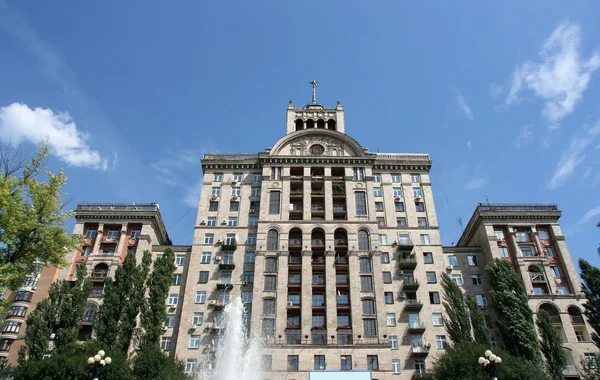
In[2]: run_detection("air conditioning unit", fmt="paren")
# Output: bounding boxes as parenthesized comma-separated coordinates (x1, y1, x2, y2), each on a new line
(397, 270, 404, 275)
(231, 195, 238, 199)
(166, 304, 175, 308)
(190, 325, 196, 330)
(446, 265, 453, 271)
(215, 256, 221, 261)
(287, 301, 294, 306)
(208, 300, 216, 306)
(211, 196, 217, 200)
(414, 196, 422, 202)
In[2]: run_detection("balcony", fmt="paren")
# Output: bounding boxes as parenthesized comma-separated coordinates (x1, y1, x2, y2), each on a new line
(287, 301, 301, 309)
(335, 257, 349, 266)
(563, 366, 579, 377)
(219, 261, 235, 270)
(398, 258, 418, 270)
(216, 279, 233, 290)
(336, 302, 350, 309)
(396, 238, 414, 248)
(221, 239, 237, 250)
(90, 288, 104, 297)
(404, 299, 423, 311)
(91, 271, 108, 280)
(570, 315, 585, 325)
(407, 322, 426, 333)
(208, 322, 225, 331)
(311, 257, 325, 268)
(288, 279, 301, 288)
(102, 236, 119, 243)
(410, 345, 430, 357)
(289, 238, 302, 248)
(290, 175, 303, 181)
(402, 279, 420, 291)
(550, 315, 562, 325)
(289, 257, 302, 268)
(213, 300, 229, 309)
(334, 238, 348, 247)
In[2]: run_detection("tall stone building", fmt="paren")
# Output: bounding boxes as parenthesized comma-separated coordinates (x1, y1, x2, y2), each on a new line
(1, 87, 597, 379)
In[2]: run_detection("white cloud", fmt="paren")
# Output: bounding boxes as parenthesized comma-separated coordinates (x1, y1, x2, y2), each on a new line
(466, 140, 472, 149)
(514, 124, 534, 148)
(0, 103, 109, 169)
(454, 89, 474, 121)
(506, 22, 600, 128)
(464, 177, 489, 190)
(548, 120, 600, 189)
(577, 206, 600, 226)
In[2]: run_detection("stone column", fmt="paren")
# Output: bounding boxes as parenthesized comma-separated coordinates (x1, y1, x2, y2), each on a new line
(348, 250, 362, 342)
(301, 250, 312, 344)
(276, 252, 289, 343)
(92, 223, 104, 254)
(325, 250, 337, 342)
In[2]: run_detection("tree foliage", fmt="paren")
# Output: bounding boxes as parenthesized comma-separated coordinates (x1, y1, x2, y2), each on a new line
(0, 143, 77, 310)
(486, 258, 540, 361)
(536, 310, 567, 379)
(580, 353, 600, 380)
(132, 346, 189, 380)
(421, 343, 549, 380)
(465, 294, 490, 346)
(440, 272, 472, 345)
(579, 258, 600, 349)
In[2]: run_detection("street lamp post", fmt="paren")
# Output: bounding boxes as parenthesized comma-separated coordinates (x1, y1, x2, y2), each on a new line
(87, 349, 111, 380)
(478, 349, 502, 380)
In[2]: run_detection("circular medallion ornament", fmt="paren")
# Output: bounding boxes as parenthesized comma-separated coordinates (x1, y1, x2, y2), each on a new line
(310, 144, 325, 155)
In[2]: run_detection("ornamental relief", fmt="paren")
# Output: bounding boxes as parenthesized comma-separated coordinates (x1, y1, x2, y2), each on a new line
(286, 136, 347, 157)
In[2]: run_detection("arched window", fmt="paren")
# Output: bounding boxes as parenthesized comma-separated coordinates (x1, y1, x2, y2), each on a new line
(539, 303, 561, 325)
(289, 228, 302, 248)
(358, 230, 370, 251)
(92, 263, 109, 280)
(306, 119, 315, 129)
(83, 304, 98, 323)
(267, 229, 279, 251)
(568, 306, 585, 325)
(295, 119, 303, 131)
(316, 119, 325, 129)
(359, 257, 373, 273)
(327, 119, 336, 130)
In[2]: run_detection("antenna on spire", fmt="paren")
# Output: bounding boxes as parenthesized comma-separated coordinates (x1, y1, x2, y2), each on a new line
(309, 80, 319, 104)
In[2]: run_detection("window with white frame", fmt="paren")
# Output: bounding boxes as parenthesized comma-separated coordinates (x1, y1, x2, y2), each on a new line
(270, 167, 282, 180)
(213, 173, 223, 182)
(247, 233, 257, 245)
(392, 359, 401, 374)
(426, 271, 437, 283)
(411, 174, 421, 183)
(389, 335, 398, 349)
(164, 315, 176, 328)
(373, 173, 381, 182)
(201, 252, 211, 263)
(251, 187, 261, 197)
(436, 335, 447, 350)
(245, 252, 256, 263)
(168, 294, 179, 305)
(160, 337, 172, 351)
(395, 201, 404, 212)
(379, 234, 388, 244)
(231, 187, 241, 197)
(476, 294, 488, 308)
(448, 255, 458, 267)
(192, 312, 204, 326)
(185, 359, 198, 373)
(467, 255, 477, 266)
(248, 216, 258, 226)
(521, 247, 533, 257)
(353, 167, 365, 180)
(420, 234, 430, 245)
(472, 274, 482, 285)
(375, 202, 384, 211)
(85, 228, 97, 238)
(172, 274, 182, 286)
(413, 187, 423, 197)
(499, 247, 509, 258)
(386, 313, 396, 326)
(211, 187, 221, 197)
(374, 187, 382, 197)
(228, 217, 238, 226)
(204, 234, 214, 244)
(195, 291, 206, 304)
(393, 187, 402, 197)
(391, 174, 401, 183)
(451, 274, 463, 286)
(432, 312, 444, 326)
(233, 173, 243, 182)
(253, 172, 262, 182)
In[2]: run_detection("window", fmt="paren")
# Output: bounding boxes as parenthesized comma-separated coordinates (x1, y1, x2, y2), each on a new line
(130, 229, 141, 239)
(9, 305, 27, 317)
(201, 252, 211, 263)
(222, 252, 234, 264)
(575, 330, 584, 342)
(245, 252, 255, 263)
(314, 355, 326, 370)
(268, 191, 281, 214)
(211, 187, 221, 197)
(415, 360, 426, 374)
(362, 299, 376, 315)
(247, 233, 257, 245)
(374, 187, 382, 197)
(360, 276, 374, 291)
(516, 231, 529, 242)
(411, 174, 421, 182)
(185, 359, 198, 373)
(358, 230, 370, 250)
(81, 246, 91, 256)
(188, 335, 201, 349)
(355, 192, 367, 215)
(164, 315, 176, 328)
(451, 274, 463, 286)
(312, 293, 325, 307)
(377, 217, 385, 227)
(381, 252, 390, 263)
(267, 229, 279, 251)
(417, 217, 428, 227)
(389, 335, 399, 349)
(386, 313, 396, 326)
(423, 252, 434, 264)
(476, 294, 487, 308)
(372, 173, 381, 182)
(556, 286, 568, 295)
(472, 274, 482, 285)
(551, 266, 561, 278)
(213, 173, 223, 182)
(191, 312, 204, 326)
(204, 234, 214, 244)
(375, 202, 384, 211)
(393, 187, 402, 197)
(395, 201, 405, 212)
(392, 359, 401, 374)
(436, 335, 447, 350)
(484, 315, 493, 328)
(359, 257, 373, 272)
(208, 201, 218, 212)
(499, 247, 509, 258)
(341, 355, 352, 370)
(160, 337, 172, 352)
(1, 321, 21, 333)
(544, 247, 554, 257)
(494, 229, 505, 240)
(233, 173, 243, 182)
(262, 318, 275, 336)
(231, 187, 241, 197)
(242, 291, 253, 304)
(584, 353, 597, 368)
(429, 292, 440, 304)
(168, 294, 179, 305)
(397, 217, 407, 227)
(229, 201, 239, 212)
(264, 275, 277, 291)
(253, 172, 262, 182)
(415, 202, 425, 212)
(353, 167, 365, 180)
(263, 299, 276, 315)
(448, 255, 458, 267)
(243, 271, 254, 283)
(249, 201, 260, 213)
(228, 217, 238, 226)
(270, 167, 282, 180)
(432, 313, 444, 326)
(426, 271, 437, 283)
(195, 291, 206, 303)
(14, 291, 32, 302)
(288, 355, 299, 371)
(172, 274, 182, 286)
(413, 187, 423, 197)
(85, 228, 97, 238)
(420, 234, 430, 245)
(468, 255, 478, 266)
(521, 247, 533, 257)
(198, 271, 209, 283)
(367, 355, 379, 370)
(383, 272, 392, 283)
(248, 216, 258, 226)
(379, 234, 388, 245)
(251, 187, 261, 197)
(391, 173, 401, 183)
(385, 292, 394, 304)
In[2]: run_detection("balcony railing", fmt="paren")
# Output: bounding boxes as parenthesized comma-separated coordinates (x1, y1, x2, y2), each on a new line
(410, 345, 430, 356)
(402, 279, 420, 290)
(404, 299, 423, 311)
(289, 239, 302, 246)
(570, 315, 585, 325)
(77, 203, 159, 212)
(550, 315, 562, 325)
(407, 322, 426, 332)
(335, 257, 349, 265)
(396, 238, 414, 247)
(334, 239, 348, 246)
(91, 271, 108, 280)
(398, 258, 418, 270)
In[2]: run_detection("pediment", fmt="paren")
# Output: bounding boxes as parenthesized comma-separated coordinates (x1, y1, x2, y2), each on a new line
(269, 130, 366, 157)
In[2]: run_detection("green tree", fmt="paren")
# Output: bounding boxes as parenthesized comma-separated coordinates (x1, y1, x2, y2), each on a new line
(465, 294, 491, 346)
(139, 248, 176, 350)
(17, 299, 52, 362)
(536, 310, 566, 379)
(0, 143, 77, 310)
(579, 259, 600, 348)
(580, 353, 600, 380)
(440, 272, 472, 344)
(486, 258, 540, 361)
(421, 343, 549, 380)
(132, 346, 188, 380)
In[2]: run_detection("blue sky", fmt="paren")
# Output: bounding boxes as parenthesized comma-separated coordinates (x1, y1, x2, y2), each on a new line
(1, 1, 599, 267)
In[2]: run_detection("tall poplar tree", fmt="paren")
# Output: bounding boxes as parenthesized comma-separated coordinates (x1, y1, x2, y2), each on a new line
(486, 258, 539, 361)
(536, 310, 566, 380)
(440, 272, 472, 344)
(465, 294, 490, 346)
(579, 259, 600, 348)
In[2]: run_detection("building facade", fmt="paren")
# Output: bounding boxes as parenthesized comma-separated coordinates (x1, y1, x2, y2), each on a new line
(1, 91, 598, 379)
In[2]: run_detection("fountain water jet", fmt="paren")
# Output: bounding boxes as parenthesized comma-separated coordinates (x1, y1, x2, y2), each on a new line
(196, 297, 263, 380)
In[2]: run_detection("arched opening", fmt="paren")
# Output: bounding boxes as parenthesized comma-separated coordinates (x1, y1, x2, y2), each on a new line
(267, 229, 279, 251)
(83, 303, 98, 323)
(334, 229, 348, 265)
(306, 119, 315, 129)
(327, 119, 336, 130)
(92, 263, 109, 280)
(289, 228, 302, 249)
(358, 229, 370, 251)
(568, 306, 584, 325)
(295, 119, 303, 131)
(316, 119, 325, 129)
(539, 303, 561, 325)
(311, 228, 325, 250)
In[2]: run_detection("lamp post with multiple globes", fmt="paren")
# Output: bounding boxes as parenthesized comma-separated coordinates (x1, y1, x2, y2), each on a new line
(478, 349, 502, 380)
(87, 349, 111, 380)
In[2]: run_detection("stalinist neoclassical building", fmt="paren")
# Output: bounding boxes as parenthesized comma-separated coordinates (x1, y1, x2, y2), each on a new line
(1, 84, 597, 379)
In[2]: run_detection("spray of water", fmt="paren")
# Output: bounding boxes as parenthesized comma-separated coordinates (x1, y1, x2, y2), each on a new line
(196, 297, 263, 380)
